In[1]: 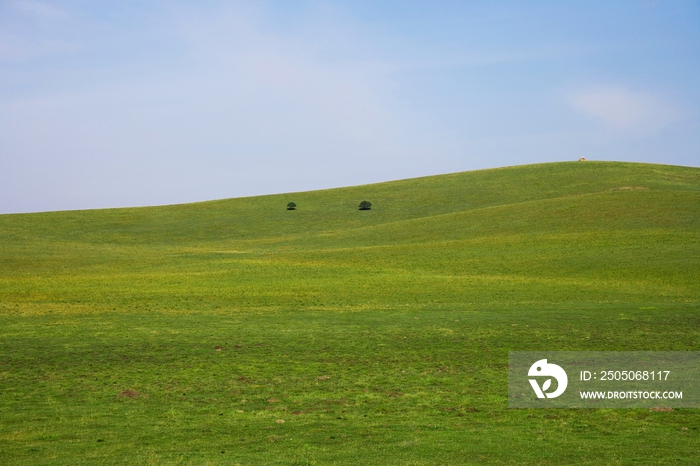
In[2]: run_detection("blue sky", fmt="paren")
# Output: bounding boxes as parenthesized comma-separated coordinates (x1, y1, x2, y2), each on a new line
(1, 0, 698, 213)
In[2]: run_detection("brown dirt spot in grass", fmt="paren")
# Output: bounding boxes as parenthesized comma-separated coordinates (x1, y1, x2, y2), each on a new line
(117, 389, 144, 398)
(215, 346, 222, 351)
(316, 375, 330, 381)
(267, 398, 280, 403)
(649, 407, 674, 412)
(457, 407, 477, 416)
(292, 411, 302, 415)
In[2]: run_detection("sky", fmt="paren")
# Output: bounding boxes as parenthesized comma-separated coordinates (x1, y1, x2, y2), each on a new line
(1, 0, 698, 214)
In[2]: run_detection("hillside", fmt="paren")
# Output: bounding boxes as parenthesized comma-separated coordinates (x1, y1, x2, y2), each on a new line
(1, 161, 698, 314)
(1, 161, 699, 465)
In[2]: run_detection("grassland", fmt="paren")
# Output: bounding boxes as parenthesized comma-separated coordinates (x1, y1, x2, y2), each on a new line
(0, 161, 698, 465)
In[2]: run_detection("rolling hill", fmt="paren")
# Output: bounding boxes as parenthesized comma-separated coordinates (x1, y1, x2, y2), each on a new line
(1, 161, 698, 313)
(0, 161, 698, 465)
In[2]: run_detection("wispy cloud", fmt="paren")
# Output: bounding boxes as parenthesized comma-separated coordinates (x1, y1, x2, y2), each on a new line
(0, 32, 76, 61)
(12, 0, 69, 19)
(0, 1, 74, 62)
(569, 88, 681, 134)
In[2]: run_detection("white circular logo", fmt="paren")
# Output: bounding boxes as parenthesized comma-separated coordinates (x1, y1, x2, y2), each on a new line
(528, 359, 568, 399)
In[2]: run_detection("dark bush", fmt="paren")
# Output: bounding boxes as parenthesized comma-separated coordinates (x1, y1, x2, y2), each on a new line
(287, 202, 296, 210)
(358, 200, 372, 211)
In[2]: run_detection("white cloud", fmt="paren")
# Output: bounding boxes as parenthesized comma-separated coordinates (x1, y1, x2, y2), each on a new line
(0, 32, 76, 61)
(0, 1, 74, 62)
(12, 0, 69, 19)
(569, 88, 681, 134)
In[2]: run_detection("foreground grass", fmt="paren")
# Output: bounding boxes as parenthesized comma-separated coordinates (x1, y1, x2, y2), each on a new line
(0, 162, 699, 464)
(2, 306, 699, 465)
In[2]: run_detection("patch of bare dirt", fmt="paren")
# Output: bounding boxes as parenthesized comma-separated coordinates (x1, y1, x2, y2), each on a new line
(117, 389, 145, 398)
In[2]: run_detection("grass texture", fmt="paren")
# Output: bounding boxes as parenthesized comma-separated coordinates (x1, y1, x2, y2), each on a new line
(0, 161, 698, 464)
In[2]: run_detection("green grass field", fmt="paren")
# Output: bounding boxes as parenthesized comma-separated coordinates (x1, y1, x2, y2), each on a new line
(1, 161, 699, 465)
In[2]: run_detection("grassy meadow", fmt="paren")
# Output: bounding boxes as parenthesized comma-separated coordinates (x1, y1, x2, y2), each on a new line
(0, 161, 699, 464)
